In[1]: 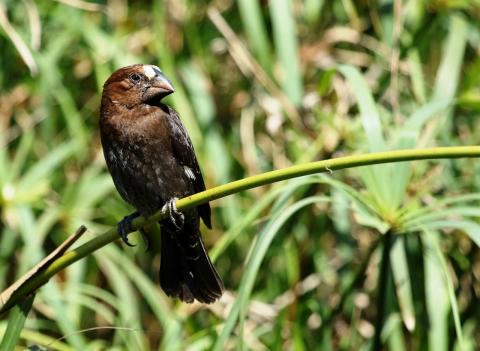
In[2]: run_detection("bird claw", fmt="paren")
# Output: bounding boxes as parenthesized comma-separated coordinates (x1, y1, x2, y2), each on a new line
(117, 212, 140, 247)
(118, 213, 151, 250)
(161, 198, 184, 231)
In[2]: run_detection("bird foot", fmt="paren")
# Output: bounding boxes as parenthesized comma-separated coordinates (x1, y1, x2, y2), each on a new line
(118, 213, 151, 250)
(161, 198, 184, 231)
(118, 212, 140, 247)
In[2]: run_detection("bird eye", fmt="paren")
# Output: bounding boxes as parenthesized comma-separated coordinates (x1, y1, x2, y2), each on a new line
(130, 73, 142, 83)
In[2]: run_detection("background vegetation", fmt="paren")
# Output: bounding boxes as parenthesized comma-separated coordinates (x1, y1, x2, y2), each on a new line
(1, 0, 480, 350)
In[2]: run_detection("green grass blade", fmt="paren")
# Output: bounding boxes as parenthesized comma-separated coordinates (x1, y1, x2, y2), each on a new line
(0, 294, 35, 351)
(97, 248, 147, 350)
(410, 220, 480, 248)
(400, 193, 480, 223)
(40, 281, 88, 349)
(211, 177, 322, 261)
(213, 196, 330, 351)
(0, 140, 9, 186)
(180, 62, 216, 126)
(269, 0, 303, 105)
(407, 49, 427, 104)
(318, 175, 380, 217)
(391, 99, 452, 204)
(403, 207, 480, 228)
(237, 0, 272, 72)
(8, 130, 34, 182)
(106, 247, 183, 351)
(338, 64, 393, 213)
(338, 65, 386, 152)
(6, 328, 74, 351)
(17, 141, 78, 192)
(397, 99, 453, 149)
(424, 231, 464, 349)
(390, 238, 415, 331)
(51, 87, 89, 154)
(382, 314, 407, 351)
(432, 14, 467, 134)
(321, 175, 390, 233)
(423, 232, 450, 351)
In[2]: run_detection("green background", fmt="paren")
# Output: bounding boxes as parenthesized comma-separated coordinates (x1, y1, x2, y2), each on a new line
(1, 0, 480, 350)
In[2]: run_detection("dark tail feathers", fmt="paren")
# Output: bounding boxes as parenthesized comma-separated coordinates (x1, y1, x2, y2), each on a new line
(159, 225, 224, 303)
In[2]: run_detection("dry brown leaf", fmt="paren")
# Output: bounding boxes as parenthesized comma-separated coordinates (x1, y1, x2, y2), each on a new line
(0, 225, 87, 315)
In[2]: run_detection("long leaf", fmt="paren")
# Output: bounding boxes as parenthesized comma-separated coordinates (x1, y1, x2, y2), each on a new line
(390, 239, 415, 331)
(338, 65, 394, 214)
(423, 232, 450, 351)
(410, 220, 480, 248)
(213, 196, 330, 351)
(237, 0, 272, 72)
(424, 231, 464, 349)
(17, 141, 78, 193)
(269, 0, 303, 105)
(432, 14, 467, 135)
(0, 294, 35, 351)
(391, 99, 453, 208)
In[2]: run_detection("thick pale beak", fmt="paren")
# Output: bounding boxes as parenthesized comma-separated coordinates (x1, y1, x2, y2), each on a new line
(149, 71, 175, 99)
(153, 72, 175, 93)
(142, 68, 175, 104)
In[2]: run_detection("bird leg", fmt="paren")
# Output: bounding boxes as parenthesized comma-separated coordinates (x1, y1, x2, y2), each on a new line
(161, 198, 184, 231)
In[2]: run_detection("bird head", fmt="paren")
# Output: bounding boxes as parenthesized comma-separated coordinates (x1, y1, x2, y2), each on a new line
(102, 64, 175, 108)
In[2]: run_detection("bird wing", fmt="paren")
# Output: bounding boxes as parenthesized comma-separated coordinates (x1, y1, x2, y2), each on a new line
(101, 138, 135, 204)
(165, 106, 212, 228)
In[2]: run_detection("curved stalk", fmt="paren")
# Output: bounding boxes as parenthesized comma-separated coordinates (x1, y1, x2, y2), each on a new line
(1, 146, 480, 314)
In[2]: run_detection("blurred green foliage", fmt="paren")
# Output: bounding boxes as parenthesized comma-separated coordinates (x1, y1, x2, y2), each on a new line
(1, 0, 480, 350)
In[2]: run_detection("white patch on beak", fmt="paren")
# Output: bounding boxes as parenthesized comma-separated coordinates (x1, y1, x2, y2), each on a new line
(143, 65, 161, 79)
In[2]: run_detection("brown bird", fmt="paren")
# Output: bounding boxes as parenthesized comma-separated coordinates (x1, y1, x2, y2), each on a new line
(99, 64, 223, 303)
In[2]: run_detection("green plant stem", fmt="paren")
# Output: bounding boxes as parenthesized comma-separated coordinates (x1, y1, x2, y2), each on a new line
(1, 146, 480, 314)
(0, 294, 35, 350)
(372, 231, 393, 351)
